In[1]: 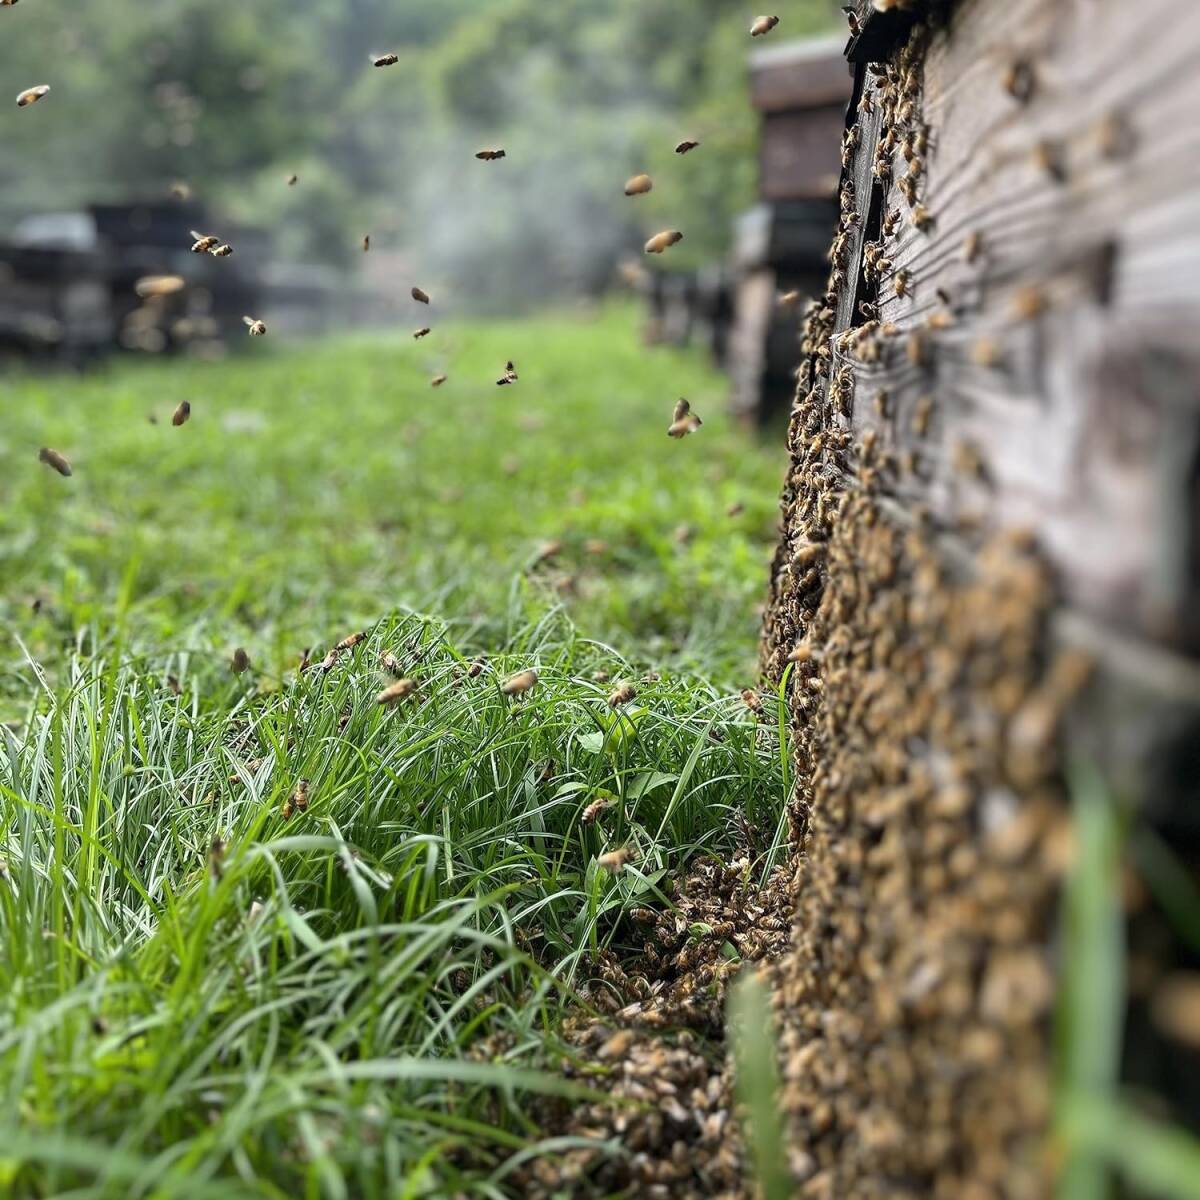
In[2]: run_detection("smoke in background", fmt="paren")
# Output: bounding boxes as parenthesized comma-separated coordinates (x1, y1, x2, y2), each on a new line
(0, 0, 835, 312)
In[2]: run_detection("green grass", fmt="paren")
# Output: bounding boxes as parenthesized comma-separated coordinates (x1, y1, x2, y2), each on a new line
(0, 305, 788, 1197)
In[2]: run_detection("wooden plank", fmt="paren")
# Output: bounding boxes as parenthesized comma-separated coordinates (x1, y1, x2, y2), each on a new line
(749, 36, 852, 112)
(759, 107, 847, 201)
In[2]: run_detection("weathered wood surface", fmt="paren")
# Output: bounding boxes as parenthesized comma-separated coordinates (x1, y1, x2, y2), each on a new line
(843, 0, 1200, 656)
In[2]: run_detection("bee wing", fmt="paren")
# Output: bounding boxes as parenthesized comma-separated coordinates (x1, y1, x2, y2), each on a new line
(242, 315, 254, 327)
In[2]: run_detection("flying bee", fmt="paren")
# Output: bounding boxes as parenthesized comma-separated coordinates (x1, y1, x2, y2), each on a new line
(624, 173, 653, 196)
(495, 360, 518, 386)
(16, 84, 49, 108)
(906, 330, 930, 367)
(167, 674, 182, 695)
(779, 290, 802, 307)
(190, 231, 220, 253)
(430, 373, 447, 387)
(501, 668, 538, 696)
(741, 688, 764, 715)
(969, 337, 1002, 367)
(413, 327, 430, 339)
(335, 631, 367, 653)
(169, 181, 192, 201)
(674, 139, 700, 155)
(411, 286, 430, 305)
(842, 5, 861, 35)
(727, 501, 745, 517)
(644, 230, 683, 255)
(231, 647, 250, 674)
(750, 14, 780, 37)
(910, 203, 933, 231)
(668, 398, 702, 438)
(38, 447, 72, 477)
(210, 243, 234, 257)
(286, 173, 298, 186)
(581, 795, 613, 825)
(608, 680, 637, 707)
(475, 148, 506, 161)
(136, 274, 185, 298)
(376, 678, 417, 706)
(298, 647, 312, 672)
(380, 650, 402, 676)
(361, 235, 370, 252)
(172, 400, 191, 426)
(597, 847, 634, 874)
(243, 316, 267, 336)
(787, 642, 814, 664)
(208, 837, 226, 882)
(927, 309, 955, 331)
(373, 52, 399, 67)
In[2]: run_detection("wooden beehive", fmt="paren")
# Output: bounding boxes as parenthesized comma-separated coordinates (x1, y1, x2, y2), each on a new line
(760, 0, 1200, 1192)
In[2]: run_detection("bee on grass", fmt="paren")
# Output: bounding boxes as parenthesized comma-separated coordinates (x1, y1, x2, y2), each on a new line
(598, 847, 635, 874)
(190, 231, 220, 254)
(467, 657, 486, 678)
(740, 688, 764, 715)
(298, 647, 312, 672)
(167, 674, 182, 695)
(645, 230, 683, 255)
(582, 795, 613, 825)
(243, 316, 267, 337)
(674, 139, 700, 155)
(411, 286, 430, 305)
(501, 669, 538, 696)
(373, 52, 399, 67)
(496, 360, 518, 386)
(376, 678, 417, 706)
(231, 647, 251, 674)
(667, 398, 702, 439)
(475, 148, 506, 161)
(413, 327, 431, 340)
(16, 84, 49, 108)
(38, 447, 72, 477)
(750, 15, 780, 37)
(608, 680, 637, 707)
(624, 173, 653, 196)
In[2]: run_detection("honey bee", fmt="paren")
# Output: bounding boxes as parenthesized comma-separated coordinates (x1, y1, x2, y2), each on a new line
(167, 674, 182, 695)
(496, 360, 518, 386)
(379, 650, 402, 675)
(926, 309, 954, 331)
(969, 337, 1002, 367)
(468, 657, 486, 678)
(597, 847, 634, 874)
(963, 231, 983, 264)
(842, 5, 861, 36)
(668, 398, 702, 438)
(361, 235, 370, 252)
(335, 631, 367, 652)
(1009, 284, 1047, 321)
(475, 148, 506, 161)
(169, 181, 192, 201)
(376, 678, 417, 706)
(231, 647, 250, 674)
(581, 795, 613, 825)
(429, 373, 448, 388)
(501, 669, 538, 696)
(190, 231, 220, 253)
(413, 327, 431, 339)
(674, 139, 700, 155)
(608, 680, 637, 707)
(298, 647, 312, 672)
(210, 243, 234, 258)
(779, 290, 802, 307)
(750, 14, 780, 37)
(911, 392, 934, 435)
(894, 269, 911, 299)
(208, 836, 226, 882)
(787, 642, 814, 664)
(317, 646, 339, 672)
(373, 53, 399, 67)
(16, 84, 49, 108)
(286, 173, 299, 186)
(624, 173, 653, 196)
(741, 688, 764, 715)
(172, 400, 191, 427)
(243, 316, 267, 337)
(1002, 58, 1036, 104)
(411, 286, 430, 305)
(910, 203, 933, 231)
(292, 778, 310, 814)
(136, 274, 185, 298)
(1033, 138, 1067, 183)
(1096, 111, 1136, 160)
(38, 447, 72, 477)
(906, 330, 930, 367)
(644, 230, 683, 255)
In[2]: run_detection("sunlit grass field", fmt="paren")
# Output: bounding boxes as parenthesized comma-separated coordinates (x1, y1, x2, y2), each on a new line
(0, 305, 789, 1196)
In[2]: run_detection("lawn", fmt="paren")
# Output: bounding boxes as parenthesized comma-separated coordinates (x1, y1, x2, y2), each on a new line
(0, 304, 789, 1197)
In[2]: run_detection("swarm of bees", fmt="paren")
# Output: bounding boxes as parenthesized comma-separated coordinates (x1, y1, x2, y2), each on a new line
(16, 84, 49, 108)
(667, 398, 702, 438)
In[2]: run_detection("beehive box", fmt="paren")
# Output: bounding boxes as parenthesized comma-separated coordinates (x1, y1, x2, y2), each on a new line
(760, 0, 1200, 1193)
